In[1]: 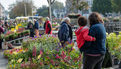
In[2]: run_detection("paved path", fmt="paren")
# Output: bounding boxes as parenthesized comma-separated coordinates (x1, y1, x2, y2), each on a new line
(0, 50, 8, 69)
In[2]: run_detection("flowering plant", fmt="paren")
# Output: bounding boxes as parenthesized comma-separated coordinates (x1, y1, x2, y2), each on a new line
(6, 35, 82, 69)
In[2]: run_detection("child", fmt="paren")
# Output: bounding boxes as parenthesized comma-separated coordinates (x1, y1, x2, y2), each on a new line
(75, 16, 96, 51)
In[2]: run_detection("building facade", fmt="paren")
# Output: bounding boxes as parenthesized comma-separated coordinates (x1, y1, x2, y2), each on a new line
(0, 3, 4, 19)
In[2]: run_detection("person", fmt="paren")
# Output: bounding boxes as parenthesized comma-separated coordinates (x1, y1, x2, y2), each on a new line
(75, 16, 96, 51)
(0, 23, 4, 49)
(27, 20, 34, 37)
(38, 17, 43, 28)
(58, 17, 73, 47)
(81, 12, 106, 69)
(34, 20, 39, 37)
(44, 17, 52, 34)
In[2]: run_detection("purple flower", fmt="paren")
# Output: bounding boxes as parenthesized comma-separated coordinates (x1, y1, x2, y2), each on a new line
(32, 38, 35, 40)
(34, 36, 37, 38)
(53, 54, 55, 56)
(56, 48, 59, 52)
(39, 34, 41, 37)
(69, 40, 72, 44)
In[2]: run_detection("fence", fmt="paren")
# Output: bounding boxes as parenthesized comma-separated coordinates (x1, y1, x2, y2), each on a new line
(104, 22, 121, 33)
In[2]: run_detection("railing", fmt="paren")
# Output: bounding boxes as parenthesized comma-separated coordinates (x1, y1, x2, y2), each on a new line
(2, 36, 29, 49)
(104, 22, 121, 33)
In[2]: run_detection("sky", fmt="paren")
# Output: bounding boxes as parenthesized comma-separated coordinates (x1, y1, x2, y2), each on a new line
(0, 0, 66, 10)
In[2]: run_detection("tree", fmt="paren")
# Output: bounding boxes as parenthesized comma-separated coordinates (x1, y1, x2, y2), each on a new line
(92, 0, 112, 15)
(112, 0, 121, 13)
(51, 1, 64, 10)
(37, 5, 49, 17)
(78, 1, 89, 11)
(66, 0, 89, 13)
(9, 0, 34, 18)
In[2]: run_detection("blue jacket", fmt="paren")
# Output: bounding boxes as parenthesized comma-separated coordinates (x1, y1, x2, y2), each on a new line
(58, 22, 70, 42)
(81, 23, 106, 55)
(34, 21, 39, 29)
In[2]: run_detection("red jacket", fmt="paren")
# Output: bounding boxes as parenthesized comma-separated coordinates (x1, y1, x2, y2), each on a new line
(45, 21, 52, 34)
(75, 26, 95, 48)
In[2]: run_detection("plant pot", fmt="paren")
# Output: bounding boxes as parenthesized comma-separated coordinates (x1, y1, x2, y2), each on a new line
(114, 58, 119, 65)
(119, 61, 121, 68)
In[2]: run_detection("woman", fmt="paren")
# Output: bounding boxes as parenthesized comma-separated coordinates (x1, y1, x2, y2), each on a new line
(58, 17, 73, 47)
(81, 12, 106, 69)
(44, 17, 52, 34)
(27, 20, 34, 37)
(34, 20, 39, 37)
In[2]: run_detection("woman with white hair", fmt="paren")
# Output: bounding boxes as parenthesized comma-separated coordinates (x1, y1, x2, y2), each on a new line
(58, 17, 73, 47)
(44, 17, 52, 34)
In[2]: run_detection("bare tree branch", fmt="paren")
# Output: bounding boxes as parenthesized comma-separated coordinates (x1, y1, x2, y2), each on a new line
(51, 0, 55, 4)
(47, 0, 49, 3)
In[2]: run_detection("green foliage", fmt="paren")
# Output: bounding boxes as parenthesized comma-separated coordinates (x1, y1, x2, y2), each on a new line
(78, 1, 89, 11)
(92, 0, 112, 15)
(37, 5, 49, 17)
(6, 35, 82, 68)
(106, 33, 121, 59)
(112, 0, 121, 13)
(51, 1, 64, 10)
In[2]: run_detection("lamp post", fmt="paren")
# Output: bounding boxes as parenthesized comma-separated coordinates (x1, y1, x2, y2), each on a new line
(47, 0, 55, 22)
(24, 3, 27, 16)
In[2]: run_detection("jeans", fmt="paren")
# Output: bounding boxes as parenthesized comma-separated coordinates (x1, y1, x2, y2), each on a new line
(83, 54, 105, 69)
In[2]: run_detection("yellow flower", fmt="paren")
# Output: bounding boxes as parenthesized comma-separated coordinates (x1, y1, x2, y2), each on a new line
(13, 52, 18, 55)
(13, 64, 15, 68)
(18, 24, 22, 26)
(9, 65, 12, 68)
(17, 58, 23, 63)
(37, 55, 41, 59)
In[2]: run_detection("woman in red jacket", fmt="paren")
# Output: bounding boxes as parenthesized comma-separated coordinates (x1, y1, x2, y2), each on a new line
(75, 16, 96, 50)
(44, 17, 52, 34)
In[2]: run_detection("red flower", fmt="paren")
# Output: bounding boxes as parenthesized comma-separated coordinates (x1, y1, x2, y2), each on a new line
(61, 51, 66, 59)
(55, 54, 60, 59)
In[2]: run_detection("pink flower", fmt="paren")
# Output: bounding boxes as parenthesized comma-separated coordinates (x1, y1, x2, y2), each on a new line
(67, 56, 71, 60)
(40, 50, 43, 55)
(61, 51, 66, 59)
(21, 63, 25, 68)
(40, 62, 43, 66)
(55, 54, 60, 59)
(32, 46, 36, 57)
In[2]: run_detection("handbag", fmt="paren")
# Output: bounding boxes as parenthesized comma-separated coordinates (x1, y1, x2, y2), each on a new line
(102, 43, 113, 68)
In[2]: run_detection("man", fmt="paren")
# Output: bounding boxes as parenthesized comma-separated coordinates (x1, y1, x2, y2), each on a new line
(58, 17, 73, 47)
(44, 17, 52, 34)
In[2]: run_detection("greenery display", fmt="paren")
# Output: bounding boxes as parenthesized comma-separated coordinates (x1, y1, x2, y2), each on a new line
(4, 35, 82, 69)
(4, 30, 30, 41)
(106, 33, 121, 59)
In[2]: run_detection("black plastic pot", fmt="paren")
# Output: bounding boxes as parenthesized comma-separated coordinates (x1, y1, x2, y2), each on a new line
(119, 61, 121, 68)
(114, 58, 119, 65)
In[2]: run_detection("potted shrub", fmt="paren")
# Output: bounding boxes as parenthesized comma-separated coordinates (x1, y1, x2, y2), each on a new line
(5, 35, 9, 41)
(9, 34, 14, 40)
(13, 33, 18, 39)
